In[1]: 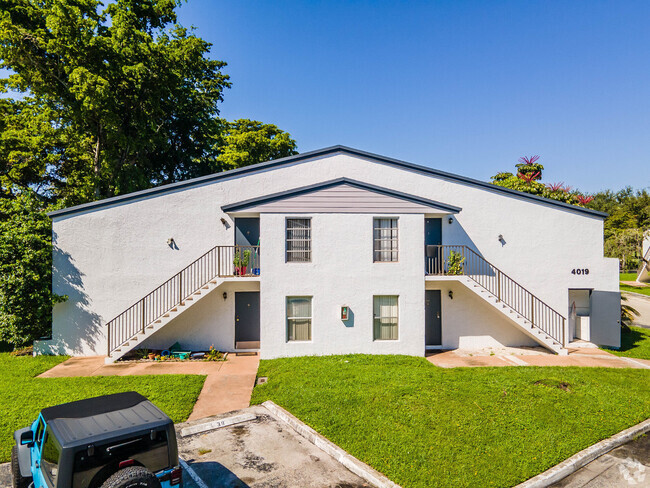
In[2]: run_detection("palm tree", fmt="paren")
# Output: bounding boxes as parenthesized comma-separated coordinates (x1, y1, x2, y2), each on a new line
(621, 294, 640, 332)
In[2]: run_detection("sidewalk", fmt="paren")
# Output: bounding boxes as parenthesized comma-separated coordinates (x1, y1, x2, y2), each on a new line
(427, 346, 650, 369)
(38, 353, 260, 420)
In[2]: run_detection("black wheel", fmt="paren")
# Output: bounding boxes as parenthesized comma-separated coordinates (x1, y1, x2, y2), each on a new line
(11, 445, 31, 488)
(100, 466, 162, 488)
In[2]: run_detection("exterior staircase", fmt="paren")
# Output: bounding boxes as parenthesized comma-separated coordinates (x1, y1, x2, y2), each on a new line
(105, 245, 260, 363)
(426, 245, 568, 354)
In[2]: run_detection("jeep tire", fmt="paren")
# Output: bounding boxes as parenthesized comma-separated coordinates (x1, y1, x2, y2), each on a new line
(11, 445, 31, 488)
(100, 466, 162, 488)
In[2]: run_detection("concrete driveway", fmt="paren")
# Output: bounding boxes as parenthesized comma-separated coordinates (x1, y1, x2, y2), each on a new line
(624, 291, 650, 329)
(177, 405, 371, 488)
(550, 433, 649, 487)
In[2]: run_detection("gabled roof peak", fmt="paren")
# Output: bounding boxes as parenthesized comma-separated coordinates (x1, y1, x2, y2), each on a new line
(48, 145, 607, 219)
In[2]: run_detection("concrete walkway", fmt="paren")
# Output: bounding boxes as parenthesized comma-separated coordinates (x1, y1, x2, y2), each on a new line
(623, 290, 650, 329)
(427, 346, 650, 369)
(38, 353, 260, 420)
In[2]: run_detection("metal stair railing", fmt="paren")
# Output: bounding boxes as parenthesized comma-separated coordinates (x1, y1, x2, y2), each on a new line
(107, 245, 260, 356)
(426, 245, 566, 347)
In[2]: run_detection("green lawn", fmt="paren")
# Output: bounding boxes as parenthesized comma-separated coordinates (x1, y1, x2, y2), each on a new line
(620, 272, 639, 281)
(621, 284, 650, 297)
(0, 353, 205, 463)
(603, 326, 650, 360)
(252, 355, 650, 488)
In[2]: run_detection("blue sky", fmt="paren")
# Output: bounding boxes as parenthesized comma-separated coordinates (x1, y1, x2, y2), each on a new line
(177, 0, 650, 193)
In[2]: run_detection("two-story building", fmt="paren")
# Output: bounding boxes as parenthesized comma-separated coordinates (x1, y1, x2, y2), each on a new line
(36, 146, 621, 362)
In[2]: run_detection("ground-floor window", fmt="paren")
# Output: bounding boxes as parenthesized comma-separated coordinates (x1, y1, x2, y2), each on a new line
(373, 295, 398, 340)
(287, 296, 312, 341)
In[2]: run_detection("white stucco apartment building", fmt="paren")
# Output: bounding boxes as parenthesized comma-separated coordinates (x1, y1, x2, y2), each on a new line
(36, 146, 621, 362)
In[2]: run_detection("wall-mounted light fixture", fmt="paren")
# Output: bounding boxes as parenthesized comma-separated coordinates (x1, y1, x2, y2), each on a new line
(220, 217, 228, 226)
(448, 217, 453, 224)
(498, 234, 506, 246)
(223, 292, 227, 300)
(448, 290, 453, 299)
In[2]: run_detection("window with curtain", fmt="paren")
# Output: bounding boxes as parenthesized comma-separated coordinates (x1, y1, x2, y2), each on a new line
(287, 296, 312, 341)
(373, 218, 398, 262)
(286, 218, 312, 262)
(373, 295, 398, 340)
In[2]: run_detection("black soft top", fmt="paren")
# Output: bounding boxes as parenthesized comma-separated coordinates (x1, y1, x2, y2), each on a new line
(42, 392, 173, 449)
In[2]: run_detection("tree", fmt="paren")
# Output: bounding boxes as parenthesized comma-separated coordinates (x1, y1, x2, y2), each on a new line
(0, 0, 299, 348)
(215, 119, 298, 171)
(490, 156, 588, 205)
(0, 0, 231, 204)
(0, 192, 65, 347)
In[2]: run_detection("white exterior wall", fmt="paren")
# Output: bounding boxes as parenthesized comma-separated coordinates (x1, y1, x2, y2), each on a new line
(426, 281, 538, 349)
(259, 213, 425, 359)
(138, 281, 259, 352)
(43, 151, 621, 356)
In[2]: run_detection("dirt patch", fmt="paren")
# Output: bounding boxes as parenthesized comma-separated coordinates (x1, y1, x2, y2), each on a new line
(534, 379, 572, 392)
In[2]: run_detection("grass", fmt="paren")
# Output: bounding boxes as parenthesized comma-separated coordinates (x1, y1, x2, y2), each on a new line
(0, 353, 205, 463)
(621, 284, 650, 297)
(620, 272, 639, 281)
(252, 354, 650, 488)
(603, 326, 650, 360)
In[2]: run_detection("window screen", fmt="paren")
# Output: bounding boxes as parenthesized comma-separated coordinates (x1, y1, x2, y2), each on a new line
(287, 296, 312, 341)
(286, 218, 311, 262)
(374, 295, 398, 340)
(373, 218, 398, 262)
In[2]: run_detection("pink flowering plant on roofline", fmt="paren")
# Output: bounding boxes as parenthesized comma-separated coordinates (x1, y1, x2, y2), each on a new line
(490, 155, 594, 207)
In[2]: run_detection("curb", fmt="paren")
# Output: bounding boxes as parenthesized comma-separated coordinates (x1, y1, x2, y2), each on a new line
(514, 417, 650, 487)
(262, 401, 401, 488)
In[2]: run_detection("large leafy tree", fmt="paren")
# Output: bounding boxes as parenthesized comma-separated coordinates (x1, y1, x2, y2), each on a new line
(0, 0, 229, 203)
(0, 192, 65, 347)
(0, 0, 297, 348)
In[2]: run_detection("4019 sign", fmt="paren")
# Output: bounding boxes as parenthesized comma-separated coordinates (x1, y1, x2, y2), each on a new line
(571, 268, 590, 275)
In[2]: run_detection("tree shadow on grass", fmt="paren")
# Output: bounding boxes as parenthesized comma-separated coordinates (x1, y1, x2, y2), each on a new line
(618, 328, 647, 353)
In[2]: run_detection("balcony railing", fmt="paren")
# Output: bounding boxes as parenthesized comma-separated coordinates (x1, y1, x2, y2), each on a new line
(107, 245, 260, 355)
(426, 245, 566, 346)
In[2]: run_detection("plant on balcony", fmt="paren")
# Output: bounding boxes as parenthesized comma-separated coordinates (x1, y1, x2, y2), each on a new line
(233, 249, 251, 275)
(447, 251, 465, 275)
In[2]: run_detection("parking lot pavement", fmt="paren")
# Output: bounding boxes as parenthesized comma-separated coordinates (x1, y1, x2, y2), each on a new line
(550, 433, 649, 487)
(177, 405, 372, 488)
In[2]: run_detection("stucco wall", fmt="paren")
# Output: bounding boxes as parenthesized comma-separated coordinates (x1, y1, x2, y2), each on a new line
(138, 281, 260, 352)
(259, 213, 425, 359)
(426, 281, 538, 349)
(44, 151, 620, 355)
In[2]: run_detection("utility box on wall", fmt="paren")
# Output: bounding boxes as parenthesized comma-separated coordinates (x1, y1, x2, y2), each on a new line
(341, 306, 349, 321)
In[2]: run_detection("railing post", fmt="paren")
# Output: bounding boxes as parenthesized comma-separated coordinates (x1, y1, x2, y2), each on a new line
(141, 299, 145, 334)
(107, 324, 111, 356)
(179, 273, 182, 303)
(218, 247, 221, 277)
(562, 317, 567, 347)
(497, 270, 501, 302)
(530, 295, 534, 325)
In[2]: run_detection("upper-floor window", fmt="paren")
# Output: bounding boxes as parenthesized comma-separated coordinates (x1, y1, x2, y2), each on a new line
(373, 218, 398, 262)
(286, 218, 312, 262)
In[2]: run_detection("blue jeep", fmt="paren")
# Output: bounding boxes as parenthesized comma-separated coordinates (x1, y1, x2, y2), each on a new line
(12, 391, 182, 488)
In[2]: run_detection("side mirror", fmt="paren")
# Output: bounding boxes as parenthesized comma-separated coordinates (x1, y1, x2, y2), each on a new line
(20, 431, 34, 446)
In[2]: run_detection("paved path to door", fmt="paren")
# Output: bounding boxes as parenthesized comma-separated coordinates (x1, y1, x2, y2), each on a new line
(38, 354, 260, 420)
(427, 346, 650, 369)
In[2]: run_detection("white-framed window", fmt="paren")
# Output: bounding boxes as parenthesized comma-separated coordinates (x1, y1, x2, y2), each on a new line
(286, 218, 311, 262)
(373, 218, 398, 262)
(287, 296, 312, 341)
(373, 295, 398, 340)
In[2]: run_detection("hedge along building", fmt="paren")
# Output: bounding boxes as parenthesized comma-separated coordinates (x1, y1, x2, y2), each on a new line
(37, 146, 620, 362)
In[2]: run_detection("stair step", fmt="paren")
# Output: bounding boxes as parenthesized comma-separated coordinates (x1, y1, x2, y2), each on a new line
(147, 325, 154, 329)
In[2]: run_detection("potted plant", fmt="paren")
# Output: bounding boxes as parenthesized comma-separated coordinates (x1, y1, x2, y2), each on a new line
(447, 251, 466, 275)
(233, 249, 251, 276)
